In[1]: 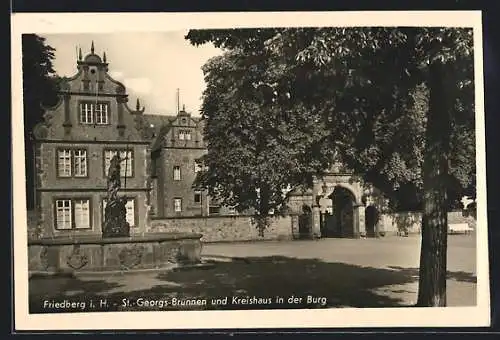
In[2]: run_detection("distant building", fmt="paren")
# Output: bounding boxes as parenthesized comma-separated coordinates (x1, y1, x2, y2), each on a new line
(149, 106, 236, 218)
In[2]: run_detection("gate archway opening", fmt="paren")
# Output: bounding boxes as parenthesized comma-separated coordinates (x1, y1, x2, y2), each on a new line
(298, 204, 312, 239)
(325, 186, 357, 238)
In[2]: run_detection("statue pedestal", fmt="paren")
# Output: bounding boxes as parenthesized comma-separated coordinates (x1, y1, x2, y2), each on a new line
(102, 197, 130, 238)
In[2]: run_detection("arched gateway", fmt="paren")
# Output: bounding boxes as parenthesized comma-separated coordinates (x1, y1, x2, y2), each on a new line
(312, 176, 365, 239)
(287, 165, 385, 239)
(321, 186, 357, 238)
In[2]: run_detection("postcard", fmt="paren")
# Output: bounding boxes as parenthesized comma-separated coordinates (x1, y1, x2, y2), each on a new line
(11, 10, 490, 330)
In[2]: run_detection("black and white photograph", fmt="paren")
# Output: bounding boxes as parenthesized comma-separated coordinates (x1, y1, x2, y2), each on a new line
(11, 11, 490, 330)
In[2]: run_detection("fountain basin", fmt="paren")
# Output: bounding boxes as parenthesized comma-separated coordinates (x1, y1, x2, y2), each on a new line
(28, 232, 203, 276)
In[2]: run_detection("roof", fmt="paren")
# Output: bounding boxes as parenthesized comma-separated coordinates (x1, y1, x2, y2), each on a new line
(143, 114, 174, 131)
(145, 112, 205, 152)
(143, 113, 203, 129)
(151, 123, 173, 152)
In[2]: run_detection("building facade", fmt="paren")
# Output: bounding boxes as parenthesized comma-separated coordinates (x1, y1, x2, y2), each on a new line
(30, 42, 236, 240)
(31, 43, 157, 238)
(149, 107, 235, 218)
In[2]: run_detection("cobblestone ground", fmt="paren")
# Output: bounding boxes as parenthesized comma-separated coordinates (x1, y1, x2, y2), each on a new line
(29, 234, 477, 312)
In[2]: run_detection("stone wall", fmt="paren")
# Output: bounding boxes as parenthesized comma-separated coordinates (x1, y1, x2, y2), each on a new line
(149, 215, 293, 243)
(378, 210, 476, 235)
(27, 210, 41, 240)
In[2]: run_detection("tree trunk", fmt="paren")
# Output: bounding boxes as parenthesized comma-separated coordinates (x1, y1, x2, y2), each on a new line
(255, 184, 271, 236)
(416, 61, 453, 307)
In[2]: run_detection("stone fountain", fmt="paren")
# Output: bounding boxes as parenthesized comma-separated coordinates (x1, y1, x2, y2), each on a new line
(28, 155, 203, 277)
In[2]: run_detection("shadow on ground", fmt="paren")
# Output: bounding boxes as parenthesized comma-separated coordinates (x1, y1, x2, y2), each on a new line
(387, 266, 477, 284)
(29, 256, 475, 313)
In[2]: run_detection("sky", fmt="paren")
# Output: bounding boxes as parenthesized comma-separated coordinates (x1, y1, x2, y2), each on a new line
(43, 31, 224, 116)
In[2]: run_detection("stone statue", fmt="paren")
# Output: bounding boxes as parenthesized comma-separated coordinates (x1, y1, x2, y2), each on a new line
(107, 154, 122, 201)
(102, 154, 130, 238)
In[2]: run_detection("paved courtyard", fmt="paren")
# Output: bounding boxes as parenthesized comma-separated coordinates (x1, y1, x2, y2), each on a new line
(29, 234, 477, 312)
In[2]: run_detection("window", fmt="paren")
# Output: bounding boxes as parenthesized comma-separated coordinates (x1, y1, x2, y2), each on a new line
(102, 198, 136, 227)
(57, 149, 72, 177)
(194, 161, 203, 173)
(73, 149, 87, 177)
(174, 198, 182, 212)
(179, 130, 191, 140)
(104, 149, 133, 177)
(80, 103, 93, 124)
(74, 199, 91, 229)
(194, 191, 202, 204)
(55, 198, 91, 230)
(79, 102, 110, 125)
(173, 166, 181, 181)
(55, 199, 72, 229)
(95, 103, 109, 125)
(57, 149, 87, 177)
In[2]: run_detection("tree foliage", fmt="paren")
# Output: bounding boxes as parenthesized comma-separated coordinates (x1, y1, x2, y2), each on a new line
(194, 45, 337, 225)
(187, 27, 474, 212)
(22, 34, 60, 208)
(187, 26, 476, 306)
(22, 34, 60, 129)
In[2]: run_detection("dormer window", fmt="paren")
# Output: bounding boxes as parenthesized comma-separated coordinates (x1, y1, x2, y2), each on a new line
(179, 130, 191, 141)
(79, 101, 110, 125)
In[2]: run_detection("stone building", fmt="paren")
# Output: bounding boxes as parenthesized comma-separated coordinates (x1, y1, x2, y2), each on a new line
(149, 106, 234, 218)
(29, 42, 234, 240)
(31, 43, 158, 238)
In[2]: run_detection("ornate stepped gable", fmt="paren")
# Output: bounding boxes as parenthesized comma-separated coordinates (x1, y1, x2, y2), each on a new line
(32, 41, 156, 143)
(149, 108, 205, 152)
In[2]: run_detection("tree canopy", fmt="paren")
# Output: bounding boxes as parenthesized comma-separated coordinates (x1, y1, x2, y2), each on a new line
(186, 26, 476, 306)
(22, 34, 60, 129)
(193, 45, 338, 219)
(187, 27, 475, 213)
(22, 34, 60, 209)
